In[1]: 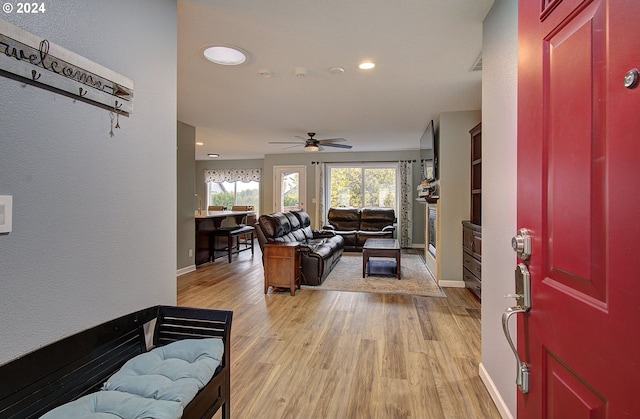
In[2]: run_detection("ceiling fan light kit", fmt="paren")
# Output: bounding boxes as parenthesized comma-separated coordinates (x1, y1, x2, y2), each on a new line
(269, 132, 353, 152)
(304, 144, 319, 152)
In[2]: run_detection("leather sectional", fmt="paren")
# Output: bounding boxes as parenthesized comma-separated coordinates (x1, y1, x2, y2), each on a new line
(256, 210, 344, 286)
(322, 207, 396, 251)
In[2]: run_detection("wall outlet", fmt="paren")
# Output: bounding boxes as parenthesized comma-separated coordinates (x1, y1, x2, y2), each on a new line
(188, 248, 193, 258)
(0, 195, 12, 234)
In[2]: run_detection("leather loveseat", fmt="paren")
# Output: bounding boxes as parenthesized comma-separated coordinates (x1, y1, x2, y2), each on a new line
(255, 210, 344, 286)
(322, 207, 396, 251)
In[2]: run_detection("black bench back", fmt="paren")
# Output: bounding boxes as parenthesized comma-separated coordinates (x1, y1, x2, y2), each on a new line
(0, 305, 232, 419)
(0, 306, 157, 419)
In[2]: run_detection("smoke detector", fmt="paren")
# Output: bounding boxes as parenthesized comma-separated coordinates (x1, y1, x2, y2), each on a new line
(329, 66, 345, 74)
(295, 67, 308, 77)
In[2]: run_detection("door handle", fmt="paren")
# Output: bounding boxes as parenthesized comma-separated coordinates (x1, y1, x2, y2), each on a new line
(502, 307, 530, 394)
(502, 263, 531, 394)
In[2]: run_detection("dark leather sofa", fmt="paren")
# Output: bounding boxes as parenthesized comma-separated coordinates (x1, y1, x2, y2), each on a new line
(255, 210, 344, 286)
(322, 207, 396, 251)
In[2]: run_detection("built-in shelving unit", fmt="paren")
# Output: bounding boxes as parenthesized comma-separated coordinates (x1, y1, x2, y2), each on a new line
(470, 123, 482, 226)
(463, 122, 482, 300)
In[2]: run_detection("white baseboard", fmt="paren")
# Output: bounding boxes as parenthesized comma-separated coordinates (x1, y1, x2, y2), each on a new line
(479, 362, 514, 419)
(411, 243, 425, 249)
(177, 265, 196, 277)
(438, 279, 465, 288)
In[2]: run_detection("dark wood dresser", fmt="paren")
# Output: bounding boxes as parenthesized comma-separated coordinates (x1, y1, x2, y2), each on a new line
(462, 221, 482, 299)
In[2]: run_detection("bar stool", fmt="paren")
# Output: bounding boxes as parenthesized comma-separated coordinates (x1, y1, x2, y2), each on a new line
(212, 225, 255, 262)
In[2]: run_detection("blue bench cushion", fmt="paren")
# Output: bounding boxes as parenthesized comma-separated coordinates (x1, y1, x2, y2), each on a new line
(102, 337, 224, 405)
(39, 390, 183, 419)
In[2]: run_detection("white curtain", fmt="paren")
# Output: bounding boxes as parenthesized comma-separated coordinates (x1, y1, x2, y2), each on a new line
(399, 161, 413, 248)
(318, 163, 326, 228)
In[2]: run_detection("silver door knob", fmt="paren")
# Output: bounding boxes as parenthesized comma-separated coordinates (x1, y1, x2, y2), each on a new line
(511, 228, 531, 260)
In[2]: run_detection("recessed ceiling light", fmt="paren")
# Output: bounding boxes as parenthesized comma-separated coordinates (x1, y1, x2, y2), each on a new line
(196, 142, 204, 146)
(208, 153, 220, 158)
(203, 46, 247, 65)
(358, 61, 376, 70)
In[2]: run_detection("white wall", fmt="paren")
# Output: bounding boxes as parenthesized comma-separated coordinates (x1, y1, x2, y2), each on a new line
(480, 0, 518, 417)
(0, 0, 177, 364)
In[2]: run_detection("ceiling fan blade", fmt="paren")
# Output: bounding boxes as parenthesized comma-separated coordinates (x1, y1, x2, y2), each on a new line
(283, 144, 303, 150)
(318, 138, 347, 143)
(322, 143, 352, 149)
(294, 135, 307, 140)
(269, 141, 305, 144)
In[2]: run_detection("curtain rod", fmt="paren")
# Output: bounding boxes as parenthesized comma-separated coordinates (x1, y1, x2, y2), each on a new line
(311, 160, 416, 164)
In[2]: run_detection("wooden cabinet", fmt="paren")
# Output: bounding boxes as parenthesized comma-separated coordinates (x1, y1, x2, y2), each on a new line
(462, 221, 482, 299)
(463, 122, 482, 300)
(195, 218, 216, 266)
(470, 122, 482, 226)
(263, 242, 301, 296)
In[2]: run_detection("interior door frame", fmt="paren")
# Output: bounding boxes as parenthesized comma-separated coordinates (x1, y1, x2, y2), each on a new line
(273, 165, 307, 213)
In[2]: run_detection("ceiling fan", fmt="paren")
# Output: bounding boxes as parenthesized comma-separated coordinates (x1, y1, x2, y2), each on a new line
(269, 132, 353, 152)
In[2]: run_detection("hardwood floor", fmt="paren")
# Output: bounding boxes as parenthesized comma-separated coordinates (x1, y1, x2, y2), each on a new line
(178, 248, 500, 419)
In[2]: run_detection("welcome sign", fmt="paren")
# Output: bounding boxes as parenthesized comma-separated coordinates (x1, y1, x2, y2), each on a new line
(0, 18, 133, 114)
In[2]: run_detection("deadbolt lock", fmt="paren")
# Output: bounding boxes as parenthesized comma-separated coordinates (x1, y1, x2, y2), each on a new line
(511, 228, 531, 260)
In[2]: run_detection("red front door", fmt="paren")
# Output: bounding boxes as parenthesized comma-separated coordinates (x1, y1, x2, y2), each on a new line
(517, 0, 640, 417)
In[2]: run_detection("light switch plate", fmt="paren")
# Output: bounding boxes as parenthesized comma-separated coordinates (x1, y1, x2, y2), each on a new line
(0, 195, 12, 233)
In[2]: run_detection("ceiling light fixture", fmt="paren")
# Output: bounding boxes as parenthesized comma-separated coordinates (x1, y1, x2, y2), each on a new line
(196, 142, 204, 146)
(304, 144, 319, 152)
(208, 153, 220, 158)
(358, 61, 375, 70)
(203, 45, 247, 65)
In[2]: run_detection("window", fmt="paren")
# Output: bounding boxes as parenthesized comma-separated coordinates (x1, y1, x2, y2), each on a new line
(203, 168, 261, 213)
(207, 180, 259, 212)
(326, 163, 398, 210)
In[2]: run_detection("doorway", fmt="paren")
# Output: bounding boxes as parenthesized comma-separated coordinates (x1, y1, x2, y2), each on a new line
(274, 165, 307, 212)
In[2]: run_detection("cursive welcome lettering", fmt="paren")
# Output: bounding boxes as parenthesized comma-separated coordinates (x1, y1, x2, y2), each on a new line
(0, 39, 38, 63)
(0, 22, 133, 115)
(0, 34, 119, 97)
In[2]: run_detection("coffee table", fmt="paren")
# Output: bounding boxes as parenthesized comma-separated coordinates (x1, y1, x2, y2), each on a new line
(362, 238, 401, 279)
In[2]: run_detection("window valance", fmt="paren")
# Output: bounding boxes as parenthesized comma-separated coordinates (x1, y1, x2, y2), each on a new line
(204, 168, 261, 183)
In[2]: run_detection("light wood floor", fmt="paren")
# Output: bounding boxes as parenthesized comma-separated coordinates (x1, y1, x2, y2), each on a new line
(178, 248, 500, 419)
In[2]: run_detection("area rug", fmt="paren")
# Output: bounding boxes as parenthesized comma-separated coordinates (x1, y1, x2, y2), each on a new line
(305, 253, 446, 297)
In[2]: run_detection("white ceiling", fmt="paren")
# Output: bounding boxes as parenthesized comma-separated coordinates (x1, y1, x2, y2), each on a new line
(178, 0, 494, 160)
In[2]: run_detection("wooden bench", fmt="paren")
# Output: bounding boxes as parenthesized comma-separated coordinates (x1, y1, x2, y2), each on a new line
(0, 305, 232, 419)
(212, 225, 255, 263)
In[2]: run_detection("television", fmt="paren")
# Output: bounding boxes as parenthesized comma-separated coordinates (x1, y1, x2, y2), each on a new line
(419, 119, 438, 180)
